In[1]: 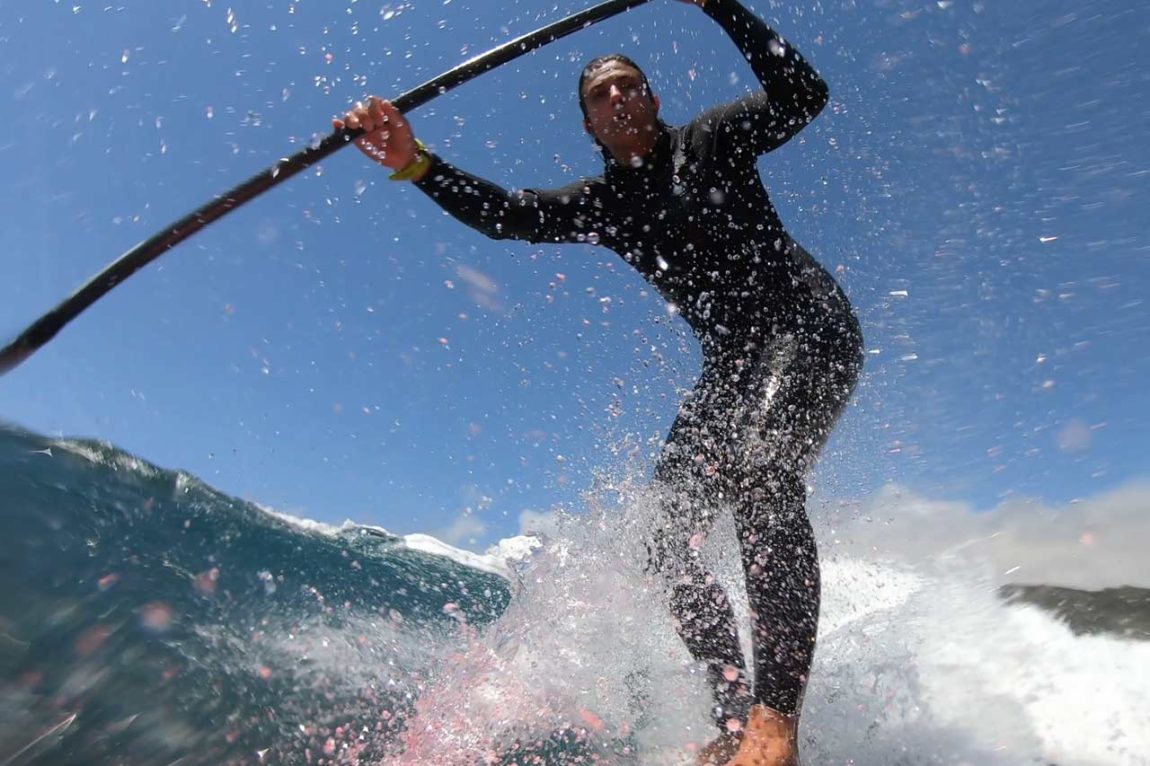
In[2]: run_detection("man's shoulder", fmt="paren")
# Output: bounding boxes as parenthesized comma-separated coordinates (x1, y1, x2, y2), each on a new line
(673, 116, 721, 160)
(681, 107, 728, 139)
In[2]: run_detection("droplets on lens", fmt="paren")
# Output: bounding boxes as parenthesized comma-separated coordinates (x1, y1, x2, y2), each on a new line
(380, 3, 413, 22)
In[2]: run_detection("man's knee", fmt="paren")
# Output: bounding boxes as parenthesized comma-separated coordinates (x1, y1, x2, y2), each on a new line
(671, 578, 729, 622)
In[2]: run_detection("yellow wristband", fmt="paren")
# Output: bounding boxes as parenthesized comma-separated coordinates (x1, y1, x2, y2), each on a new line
(389, 140, 432, 182)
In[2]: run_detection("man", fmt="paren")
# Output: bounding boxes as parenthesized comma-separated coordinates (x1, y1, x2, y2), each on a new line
(337, 0, 862, 763)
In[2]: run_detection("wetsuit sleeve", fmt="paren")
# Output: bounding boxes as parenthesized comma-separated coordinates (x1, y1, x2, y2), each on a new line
(413, 154, 598, 244)
(697, 0, 829, 155)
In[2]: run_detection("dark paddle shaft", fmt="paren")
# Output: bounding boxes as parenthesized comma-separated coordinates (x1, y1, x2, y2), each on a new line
(0, 0, 653, 376)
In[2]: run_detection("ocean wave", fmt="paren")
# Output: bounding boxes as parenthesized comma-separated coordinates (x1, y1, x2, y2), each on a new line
(2, 424, 1148, 764)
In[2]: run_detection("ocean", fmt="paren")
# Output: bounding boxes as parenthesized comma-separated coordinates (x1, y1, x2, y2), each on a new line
(2, 423, 1147, 765)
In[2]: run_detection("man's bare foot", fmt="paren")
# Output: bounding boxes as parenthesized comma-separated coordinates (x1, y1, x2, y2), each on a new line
(721, 704, 799, 766)
(696, 729, 742, 765)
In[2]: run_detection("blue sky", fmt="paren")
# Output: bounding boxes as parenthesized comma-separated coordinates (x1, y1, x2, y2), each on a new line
(1, 0, 1146, 548)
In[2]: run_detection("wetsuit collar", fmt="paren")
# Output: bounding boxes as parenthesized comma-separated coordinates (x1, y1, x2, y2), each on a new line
(601, 121, 673, 181)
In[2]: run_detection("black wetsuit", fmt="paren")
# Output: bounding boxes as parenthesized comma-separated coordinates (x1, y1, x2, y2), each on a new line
(413, 0, 863, 724)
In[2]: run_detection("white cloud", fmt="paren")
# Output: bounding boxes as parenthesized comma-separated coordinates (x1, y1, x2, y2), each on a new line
(439, 511, 487, 546)
(454, 264, 504, 313)
(517, 508, 562, 538)
(822, 481, 1150, 589)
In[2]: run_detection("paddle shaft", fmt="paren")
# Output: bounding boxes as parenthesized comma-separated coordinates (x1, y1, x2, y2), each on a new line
(0, 0, 653, 376)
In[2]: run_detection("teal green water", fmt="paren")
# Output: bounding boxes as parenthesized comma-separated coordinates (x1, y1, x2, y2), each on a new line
(0, 424, 635, 765)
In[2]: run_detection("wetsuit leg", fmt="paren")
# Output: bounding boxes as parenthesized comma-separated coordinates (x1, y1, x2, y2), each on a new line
(731, 318, 863, 716)
(648, 353, 758, 727)
(649, 291, 862, 726)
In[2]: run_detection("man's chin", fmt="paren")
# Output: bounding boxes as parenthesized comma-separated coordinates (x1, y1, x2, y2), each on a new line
(608, 122, 646, 138)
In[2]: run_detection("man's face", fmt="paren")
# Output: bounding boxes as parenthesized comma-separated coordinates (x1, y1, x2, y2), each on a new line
(581, 60, 660, 148)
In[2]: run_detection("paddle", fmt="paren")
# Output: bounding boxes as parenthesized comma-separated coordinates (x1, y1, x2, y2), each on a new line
(0, 0, 653, 376)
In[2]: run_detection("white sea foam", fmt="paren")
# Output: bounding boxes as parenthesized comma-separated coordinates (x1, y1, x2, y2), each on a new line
(252, 505, 543, 580)
(390, 483, 1150, 765)
(50, 436, 161, 478)
(402, 532, 541, 578)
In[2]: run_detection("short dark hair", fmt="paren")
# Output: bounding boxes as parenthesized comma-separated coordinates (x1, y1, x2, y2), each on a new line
(577, 54, 653, 119)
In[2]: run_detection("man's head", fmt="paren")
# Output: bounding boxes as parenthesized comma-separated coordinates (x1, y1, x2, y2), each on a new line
(578, 54, 661, 160)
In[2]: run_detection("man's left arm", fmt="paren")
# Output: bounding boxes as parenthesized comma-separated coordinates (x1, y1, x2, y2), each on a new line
(687, 0, 829, 155)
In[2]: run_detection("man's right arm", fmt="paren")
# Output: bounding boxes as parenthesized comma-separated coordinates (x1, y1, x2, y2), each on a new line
(413, 156, 596, 245)
(336, 96, 592, 245)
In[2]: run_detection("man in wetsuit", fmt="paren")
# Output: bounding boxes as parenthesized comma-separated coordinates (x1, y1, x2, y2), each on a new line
(337, 0, 862, 763)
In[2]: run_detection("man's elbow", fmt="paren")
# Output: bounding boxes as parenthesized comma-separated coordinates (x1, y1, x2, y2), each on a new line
(473, 201, 535, 242)
(484, 221, 515, 241)
(477, 218, 540, 243)
(807, 77, 830, 120)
